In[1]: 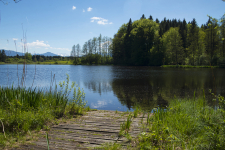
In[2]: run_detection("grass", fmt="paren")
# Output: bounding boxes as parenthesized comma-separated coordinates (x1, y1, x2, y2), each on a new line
(0, 74, 88, 148)
(161, 65, 220, 68)
(94, 142, 122, 150)
(137, 95, 225, 150)
(133, 105, 141, 118)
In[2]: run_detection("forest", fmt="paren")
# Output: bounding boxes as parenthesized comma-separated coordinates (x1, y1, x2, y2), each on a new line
(70, 34, 113, 65)
(112, 14, 225, 66)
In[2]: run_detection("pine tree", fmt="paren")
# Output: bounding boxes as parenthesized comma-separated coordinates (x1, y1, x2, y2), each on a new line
(140, 14, 146, 20)
(205, 16, 220, 64)
(149, 15, 153, 20)
(0, 50, 2, 62)
(82, 42, 88, 56)
(92, 37, 97, 54)
(220, 14, 225, 57)
(1, 50, 7, 62)
(98, 34, 102, 55)
(187, 18, 199, 65)
(76, 44, 80, 57)
(123, 18, 133, 64)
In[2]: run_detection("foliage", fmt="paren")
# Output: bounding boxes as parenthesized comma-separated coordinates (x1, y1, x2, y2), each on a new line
(119, 114, 132, 137)
(111, 14, 225, 66)
(0, 74, 87, 148)
(133, 105, 141, 118)
(137, 96, 225, 149)
(161, 27, 184, 65)
(25, 52, 32, 61)
(112, 19, 159, 65)
(94, 142, 122, 150)
(80, 54, 113, 65)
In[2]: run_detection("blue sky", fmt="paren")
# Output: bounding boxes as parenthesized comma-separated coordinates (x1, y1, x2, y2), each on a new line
(0, 0, 224, 56)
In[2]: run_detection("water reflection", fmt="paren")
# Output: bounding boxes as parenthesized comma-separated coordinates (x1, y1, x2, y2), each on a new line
(111, 67, 225, 110)
(83, 81, 112, 95)
(0, 65, 224, 111)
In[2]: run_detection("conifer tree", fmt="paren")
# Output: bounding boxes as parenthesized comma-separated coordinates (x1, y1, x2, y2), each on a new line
(123, 18, 133, 64)
(76, 44, 80, 57)
(149, 15, 153, 20)
(71, 45, 76, 57)
(98, 34, 102, 55)
(140, 14, 146, 19)
(205, 16, 220, 64)
(0, 50, 2, 62)
(1, 50, 7, 62)
(220, 14, 225, 57)
(187, 18, 199, 65)
(82, 42, 88, 56)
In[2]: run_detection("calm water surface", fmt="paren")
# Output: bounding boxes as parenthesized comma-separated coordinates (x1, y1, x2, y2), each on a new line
(0, 65, 224, 111)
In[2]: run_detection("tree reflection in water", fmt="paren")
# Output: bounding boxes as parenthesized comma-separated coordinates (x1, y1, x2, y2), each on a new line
(82, 66, 225, 111)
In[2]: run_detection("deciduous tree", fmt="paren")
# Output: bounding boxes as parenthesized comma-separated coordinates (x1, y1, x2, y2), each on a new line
(161, 27, 184, 65)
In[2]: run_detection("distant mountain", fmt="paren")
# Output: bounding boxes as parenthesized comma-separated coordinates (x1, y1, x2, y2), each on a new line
(1, 49, 24, 56)
(36, 52, 60, 57)
(0, 49, 61, 57)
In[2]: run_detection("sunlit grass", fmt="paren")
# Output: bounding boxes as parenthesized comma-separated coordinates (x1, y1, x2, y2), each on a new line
(138, 96, 225, 149)
(0, 74, 87, 148)
(94, 142, 122, 150)
(161, 65, 219, 68)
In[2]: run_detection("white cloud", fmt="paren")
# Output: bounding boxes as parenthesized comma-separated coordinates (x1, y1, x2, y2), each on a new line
(91, 100, 107, 109)
(87, 7, 92, 12)
(27, 40, 70, 52)
(55, 48, 70, 51)
(72, 6, 76, 10)
(13, 38, 18, 41)
(57, 53, 70, 56)
(90, 17, 113, 25)
(97, 20, 107, 25)
(83, 9, 85, 12)
(27, 40, 51, 48)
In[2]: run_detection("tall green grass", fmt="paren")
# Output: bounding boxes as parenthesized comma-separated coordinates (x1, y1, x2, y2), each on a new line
(161, 65, 219, 68)
(0, 74, 87, 148)
(138, 96, 225, 149)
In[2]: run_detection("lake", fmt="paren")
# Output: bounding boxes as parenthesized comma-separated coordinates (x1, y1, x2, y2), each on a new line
(0, 64, 224, 111)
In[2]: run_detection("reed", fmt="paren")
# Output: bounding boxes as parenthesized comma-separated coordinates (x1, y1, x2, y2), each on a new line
(161, 65, 219, 68)
(0, 74, 87, 148)
(118, 113, 132, 138)
(138, 95, 225, 149)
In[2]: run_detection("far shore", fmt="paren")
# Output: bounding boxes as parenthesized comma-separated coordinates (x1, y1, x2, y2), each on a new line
(1, 62, 224, 68)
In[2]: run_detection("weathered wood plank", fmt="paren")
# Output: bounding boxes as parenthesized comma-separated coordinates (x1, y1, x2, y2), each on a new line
(14, 110, 151, 150)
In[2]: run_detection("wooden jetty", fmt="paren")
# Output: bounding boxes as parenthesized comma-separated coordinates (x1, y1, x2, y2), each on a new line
(12, 110, 150, 150)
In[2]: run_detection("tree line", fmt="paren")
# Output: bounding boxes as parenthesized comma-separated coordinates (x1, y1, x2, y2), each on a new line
(0, 50, 70, 63)
(0, 50, 7, 62)
(112, 14, 225, 66)
(70, 34, 113, 65)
